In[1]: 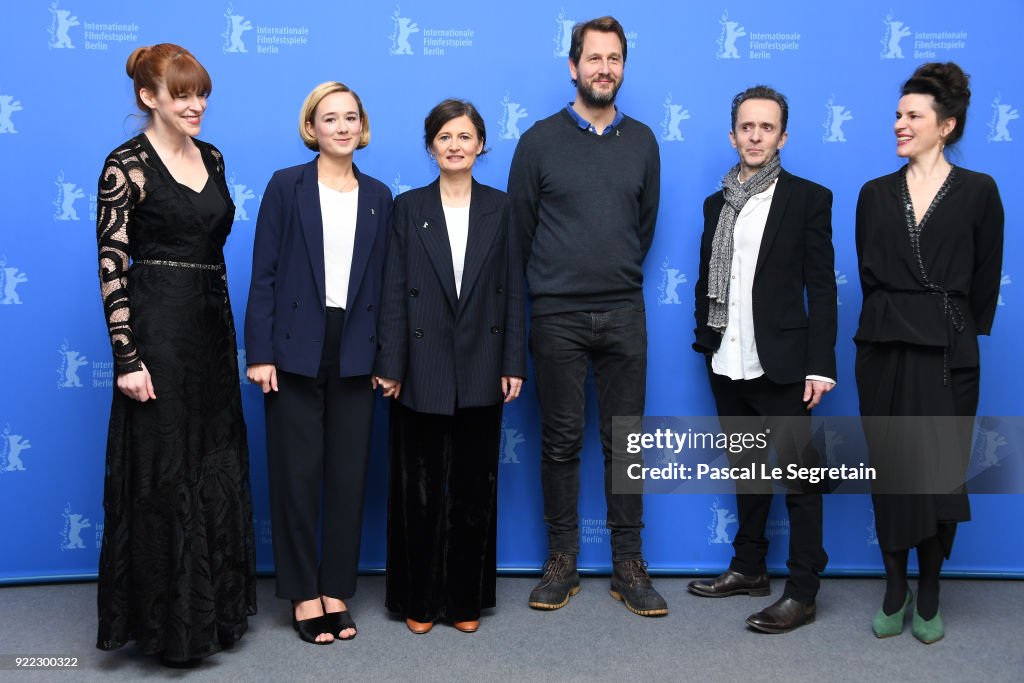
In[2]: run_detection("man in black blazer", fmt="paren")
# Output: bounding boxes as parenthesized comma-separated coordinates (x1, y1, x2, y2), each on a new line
(689, 85, 837, 633)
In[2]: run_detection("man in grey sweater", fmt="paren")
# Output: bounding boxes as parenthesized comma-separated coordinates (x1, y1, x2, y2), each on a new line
(507, 15, 665, 617)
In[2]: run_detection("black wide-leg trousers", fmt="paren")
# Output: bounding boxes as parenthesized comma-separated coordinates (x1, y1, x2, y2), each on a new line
(265, 308, 375, 600)
(385, 400, 502, 622)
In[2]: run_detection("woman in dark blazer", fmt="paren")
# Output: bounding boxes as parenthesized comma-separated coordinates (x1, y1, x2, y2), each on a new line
(375, 99, 526, 635)
(244, 81, 392, 644)
(855, 62, 1003, 644)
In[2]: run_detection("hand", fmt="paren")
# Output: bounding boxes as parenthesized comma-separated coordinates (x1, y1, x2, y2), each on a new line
(501, 376, 524, 403)
(117, 362, 156, 402)
(247, 363, 278, 393)
(377, 377, 402, 399)
(803, 379, 834, 410)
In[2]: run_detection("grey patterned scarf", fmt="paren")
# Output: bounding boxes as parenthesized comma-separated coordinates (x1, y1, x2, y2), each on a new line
(706, 153, 782, 330)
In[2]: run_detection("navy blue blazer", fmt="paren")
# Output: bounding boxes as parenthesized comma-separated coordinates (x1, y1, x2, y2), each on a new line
(244, 159, 393, 378)
(374, 179, 526, 415)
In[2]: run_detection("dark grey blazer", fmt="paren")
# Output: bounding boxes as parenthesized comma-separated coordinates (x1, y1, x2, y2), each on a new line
(375, 178, 526, 415)
(693, 169, 838, 384)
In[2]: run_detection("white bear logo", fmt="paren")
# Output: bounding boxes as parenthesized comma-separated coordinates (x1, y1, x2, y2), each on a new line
(881, 16, 912, 59)
(499, 94, 529, 140)
(222, 4, 253, 54)
(59, 344, 89, 388)
(988, 99, 1019, 142)
(61, 508, 92, 550)
(717, 12, 746, 59)
(48, 3, 80, 49)
(553, 10, 576, 58)
(389, 7, 419, 56)
(0, 95, 23, 134)
(231, 179, 255, 220)
(3, 433, 32, 472)
(708, 498, 737, 544)
(2, 265, 28, 304)
(658, 258, 687, 305)
(392, 173, 412, 196)
(54, 174, 85, 221)
(500, 426, 524, 464)
(823, 99, 854, 143)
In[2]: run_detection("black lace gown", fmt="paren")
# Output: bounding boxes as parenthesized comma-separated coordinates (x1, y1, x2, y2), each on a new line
(94, 134, 256, 662)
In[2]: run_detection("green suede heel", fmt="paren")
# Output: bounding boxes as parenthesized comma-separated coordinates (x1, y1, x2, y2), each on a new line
(912, 606, 944, 644)
(872, 589, 913, 638)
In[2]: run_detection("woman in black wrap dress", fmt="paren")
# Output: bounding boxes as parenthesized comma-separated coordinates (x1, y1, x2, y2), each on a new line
(855, 62, 1003, 644)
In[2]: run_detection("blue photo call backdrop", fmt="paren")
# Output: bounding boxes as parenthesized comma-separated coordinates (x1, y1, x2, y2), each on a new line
(1, 0, 1021, 582)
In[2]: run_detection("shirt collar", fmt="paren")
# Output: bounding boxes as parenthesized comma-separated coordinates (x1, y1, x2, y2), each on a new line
(565, 103, 624, 136)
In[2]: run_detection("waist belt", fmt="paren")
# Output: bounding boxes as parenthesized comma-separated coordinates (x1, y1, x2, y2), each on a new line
(133, 259, 224, 271)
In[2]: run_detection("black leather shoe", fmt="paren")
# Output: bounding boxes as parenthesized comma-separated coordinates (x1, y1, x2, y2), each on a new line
(688, 569, 770, 598)
(528, 553, 580, 610)
(745, 596, 816, 634)
(610, 559, 668, 617)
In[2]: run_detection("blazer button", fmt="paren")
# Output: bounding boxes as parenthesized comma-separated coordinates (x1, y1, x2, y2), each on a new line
(409, 288, 419, 297)
(366, 304, 373, 311)
(490, 326, 500, 334)
(496, 286, 504, 294)
(414, 328, 424, 338)
(285, 332, 291, 339)
(292, 301, 299, 309)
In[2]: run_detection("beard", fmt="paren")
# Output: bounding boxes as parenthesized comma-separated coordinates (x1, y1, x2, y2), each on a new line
(576, 74, 622, 108)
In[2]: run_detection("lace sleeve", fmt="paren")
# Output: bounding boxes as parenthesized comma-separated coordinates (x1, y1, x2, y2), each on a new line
(96, 154, 144, 375)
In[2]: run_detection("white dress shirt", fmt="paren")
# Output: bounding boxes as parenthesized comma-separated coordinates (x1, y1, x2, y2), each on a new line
(712, 179, 776, 380)
(443, 204, 470, 298)
(319, 183, 358, 308)
(711, 177, 835, 386)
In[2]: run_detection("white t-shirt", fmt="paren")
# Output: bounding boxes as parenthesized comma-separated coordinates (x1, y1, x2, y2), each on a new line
(443, 204, 470, 298)
(319, 183, 358, 308)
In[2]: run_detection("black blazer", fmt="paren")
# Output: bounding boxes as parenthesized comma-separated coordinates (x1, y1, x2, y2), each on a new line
(244, 159, 393, 378)
(375, 179, 526, 415)
(693, 169, 837, 384)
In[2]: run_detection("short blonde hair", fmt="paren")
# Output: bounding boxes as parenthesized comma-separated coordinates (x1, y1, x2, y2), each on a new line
(299, 81, 370, 151)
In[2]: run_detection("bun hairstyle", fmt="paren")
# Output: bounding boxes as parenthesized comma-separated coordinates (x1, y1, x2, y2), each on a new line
(901, 62, 971, 147)
(125, 43, 212, 114)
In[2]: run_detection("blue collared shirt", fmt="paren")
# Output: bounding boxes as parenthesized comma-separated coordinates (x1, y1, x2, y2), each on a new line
(565, 103, 623, 136)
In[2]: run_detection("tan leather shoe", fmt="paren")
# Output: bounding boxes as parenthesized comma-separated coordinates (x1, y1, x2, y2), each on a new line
(405, 618, 433, 634)
(453, 620, 479, 633)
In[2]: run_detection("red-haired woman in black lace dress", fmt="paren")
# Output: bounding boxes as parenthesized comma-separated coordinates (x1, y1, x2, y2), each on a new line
(94, 43, 256, 666)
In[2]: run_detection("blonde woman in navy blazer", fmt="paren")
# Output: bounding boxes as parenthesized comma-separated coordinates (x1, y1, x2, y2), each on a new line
(244, 82, 392, 645)
(375, 99, 526, 635)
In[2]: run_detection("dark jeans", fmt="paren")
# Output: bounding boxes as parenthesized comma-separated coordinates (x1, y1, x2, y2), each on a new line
(707, 369, 828, 604)
(530, 307, 647, 561)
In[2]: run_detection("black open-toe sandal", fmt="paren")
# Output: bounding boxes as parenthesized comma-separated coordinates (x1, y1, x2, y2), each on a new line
(293, 613, 334, 645)
(324, 610, 357, 641)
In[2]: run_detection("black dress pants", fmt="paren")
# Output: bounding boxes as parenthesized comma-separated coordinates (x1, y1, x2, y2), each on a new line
(707, 369, 828, 605)
(385, 401, 502, 622)
(264, 308, 375, 600)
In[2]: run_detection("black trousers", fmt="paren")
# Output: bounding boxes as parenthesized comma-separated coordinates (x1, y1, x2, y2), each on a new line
(707, 369, 828, 604)
(264, 308, 375, 600)
(385, 401, 502, 622)
(530, 307, 647, 561)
